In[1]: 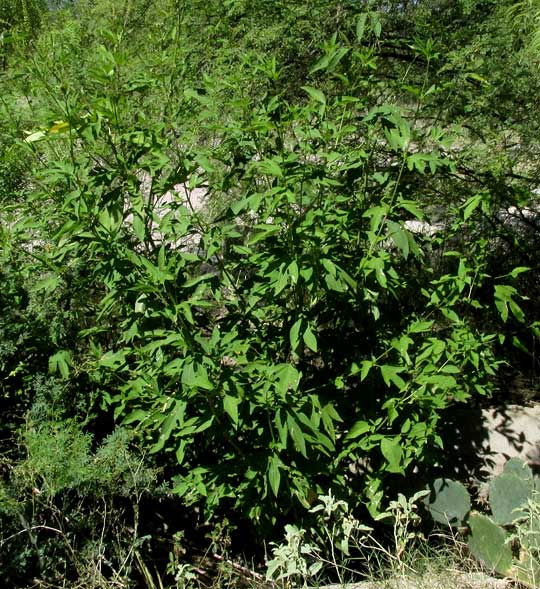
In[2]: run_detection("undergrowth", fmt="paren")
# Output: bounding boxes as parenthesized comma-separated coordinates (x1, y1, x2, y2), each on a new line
(1, 0, 540, 587)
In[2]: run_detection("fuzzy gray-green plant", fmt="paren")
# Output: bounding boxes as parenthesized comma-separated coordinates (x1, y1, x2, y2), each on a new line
(266, 490, 429, 588)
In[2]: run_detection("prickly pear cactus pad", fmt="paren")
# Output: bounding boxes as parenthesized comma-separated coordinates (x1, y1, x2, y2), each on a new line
(503, 457, 533, 481)
(425, 478, 471, 526)
(468, 513, 513, 576)
(489, 473, 532, 525)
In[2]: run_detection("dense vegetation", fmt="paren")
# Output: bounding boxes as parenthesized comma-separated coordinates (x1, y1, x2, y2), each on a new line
(1, 0, 539, 586)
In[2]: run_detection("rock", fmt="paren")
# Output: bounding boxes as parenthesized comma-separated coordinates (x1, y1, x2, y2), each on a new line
(439, 403, 540, 485)
(311, 571, 509, 589)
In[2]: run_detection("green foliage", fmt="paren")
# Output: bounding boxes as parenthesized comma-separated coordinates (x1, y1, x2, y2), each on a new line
(2, 0, 540, 584)
(18, 420, 93, 495)
(0, 0, 47, 34)
(2, 0, 527, 534)
(508, 494, 540, 587)
(13, 421, 156, 497)
(266, 490, 428, 587)
(507, 0, 540, 58)
(15, 18, 505, 529)
(0, 0, 47, 64)
(0, 420, 159, 586)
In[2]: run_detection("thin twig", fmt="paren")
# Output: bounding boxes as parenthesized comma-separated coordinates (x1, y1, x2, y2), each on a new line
(212, 553, 271, 583)
(1, 524, 64, 547)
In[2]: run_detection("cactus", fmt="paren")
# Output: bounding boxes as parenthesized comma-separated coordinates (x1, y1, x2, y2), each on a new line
(425, 478, 470, 526)
(489, 472, 532, 525)
(467, 513, 513, 576)
(426, 458, 540, 586)
(503, 457, 533, 481)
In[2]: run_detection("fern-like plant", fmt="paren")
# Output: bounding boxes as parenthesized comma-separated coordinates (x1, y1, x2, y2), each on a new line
(507, 0, 540, 59)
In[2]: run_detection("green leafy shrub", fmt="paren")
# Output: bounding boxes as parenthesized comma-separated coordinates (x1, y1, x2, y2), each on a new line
(11, 14, 506, 535)
(17, 420, 93, 495)
(2, 2, 540, 587)
(2, 0, 537, 552)
(0, 421, 159, 587)
(0, 0, 47, 36)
